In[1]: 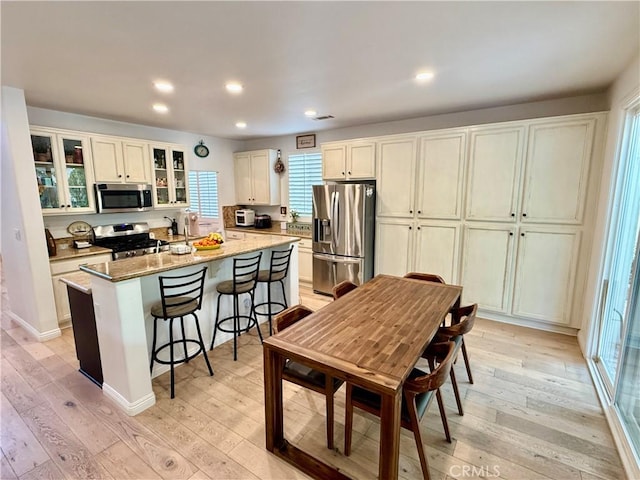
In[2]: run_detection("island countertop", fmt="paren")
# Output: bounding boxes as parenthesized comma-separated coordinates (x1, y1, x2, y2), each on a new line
(80, 234, 300, 282)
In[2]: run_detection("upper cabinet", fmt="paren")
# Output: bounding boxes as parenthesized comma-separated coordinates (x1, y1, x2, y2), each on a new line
(376, 136, 418, 217)
(233, 149, 280, 206)
(321, 140, 376, 181)
(151, 144, 189, 208)
(31, 127, 96, 215)
(91, 137, 150, 184)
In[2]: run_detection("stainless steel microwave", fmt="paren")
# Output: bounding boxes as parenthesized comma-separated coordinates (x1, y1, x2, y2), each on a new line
(95, 183, 153, 213)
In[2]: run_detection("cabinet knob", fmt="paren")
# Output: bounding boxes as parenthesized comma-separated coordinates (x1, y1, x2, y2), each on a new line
(348, 171, 351, 175)
(67, 204, 71, 208)
(509, 232, 513, 236)
(523, 213, 527, 217)
(409, 226, 412, 230)
(126, 175, 130, 178)
(418, 210, 421, 214)
(118, 174, 122, 178)
(342, 172, 345, 176)
(521, 233, 525, 237)
(409, 210, 413, 214)
(511, 213, 515, 217)
(417, 226, 421, 230)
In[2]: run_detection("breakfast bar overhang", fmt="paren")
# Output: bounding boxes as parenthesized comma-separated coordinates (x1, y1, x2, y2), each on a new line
(79, 235, 300, 415)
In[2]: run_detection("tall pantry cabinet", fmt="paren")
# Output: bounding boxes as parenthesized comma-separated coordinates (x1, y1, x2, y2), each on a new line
(375, 112, 606, 331)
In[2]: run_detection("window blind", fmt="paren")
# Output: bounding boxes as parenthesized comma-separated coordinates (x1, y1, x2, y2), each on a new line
(188, 171, 219, 218)
(288, 153, 323, 216)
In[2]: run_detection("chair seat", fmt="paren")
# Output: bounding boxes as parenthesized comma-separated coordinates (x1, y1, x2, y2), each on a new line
(283, 360, 343, 391)
(350, 368, 434, 424)
(257, 269, 286, 282)
(216, 279, 255, 294)
(151, 296, 199, 318)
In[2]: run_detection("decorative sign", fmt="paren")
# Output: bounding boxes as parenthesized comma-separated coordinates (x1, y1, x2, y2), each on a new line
(296, 134, 316, 149)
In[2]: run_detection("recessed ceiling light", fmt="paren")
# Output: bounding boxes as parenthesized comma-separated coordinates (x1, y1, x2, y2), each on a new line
(154, 81, 174, 93)
(304, 110, 317, 117)
(226, 82, 243, 93)
(415, 72, 435, 81)
(235, 121, 247, 129)
(153, 103, 169, 113)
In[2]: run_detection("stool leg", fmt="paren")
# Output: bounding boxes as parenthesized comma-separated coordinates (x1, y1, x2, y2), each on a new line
(279, 279, 288, 308)
(193, 313, 214, 376)
(267, 282, 273, 335)
(250, 290, 264, 343)
(233, 294, 239, 361)
(210, 293, 223, 351)
(150, 316, 158, 374)
(180, 316, 189, 363)
(169, 318, 175, 399)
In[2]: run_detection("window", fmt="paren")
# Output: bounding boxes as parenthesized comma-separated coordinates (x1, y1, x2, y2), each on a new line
(188, 171, 219, 218)
(288, 152, 323, 216)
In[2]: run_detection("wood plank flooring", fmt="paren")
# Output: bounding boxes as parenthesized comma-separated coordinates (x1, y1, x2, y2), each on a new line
(0, 276, 625, 479)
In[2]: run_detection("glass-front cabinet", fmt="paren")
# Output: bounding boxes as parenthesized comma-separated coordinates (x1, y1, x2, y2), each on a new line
(31, 128, 95, 215)
(151, 144, 189, 209)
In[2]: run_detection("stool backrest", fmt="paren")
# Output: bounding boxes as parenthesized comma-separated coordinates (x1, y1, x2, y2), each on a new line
(267, 246, 294, 281)
(233, 252, 263, 292)
(158, 266, 208, 318)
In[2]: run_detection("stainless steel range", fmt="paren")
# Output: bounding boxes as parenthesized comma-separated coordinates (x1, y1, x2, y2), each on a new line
(92, 222, 170, 260)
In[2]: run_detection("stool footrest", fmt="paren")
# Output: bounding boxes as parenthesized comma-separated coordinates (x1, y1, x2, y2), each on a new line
(152, 339, 205, 366)
(253, 301, 287, 317)
(214, 315, 260, 334)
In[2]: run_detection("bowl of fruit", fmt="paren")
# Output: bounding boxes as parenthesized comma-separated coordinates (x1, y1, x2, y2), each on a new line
(193, 232, 224, 250)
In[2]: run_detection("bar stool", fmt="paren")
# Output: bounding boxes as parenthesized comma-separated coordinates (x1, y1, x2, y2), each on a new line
(149, 266, 213, 399)
(210, 253, 263, 360)
(254, 246, 294, 335)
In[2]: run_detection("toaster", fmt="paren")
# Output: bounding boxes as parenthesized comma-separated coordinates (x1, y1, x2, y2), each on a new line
(235, 209, 255, 227)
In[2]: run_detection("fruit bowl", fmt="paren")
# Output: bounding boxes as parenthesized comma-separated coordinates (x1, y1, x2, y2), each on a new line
(194, 244, 221, 251)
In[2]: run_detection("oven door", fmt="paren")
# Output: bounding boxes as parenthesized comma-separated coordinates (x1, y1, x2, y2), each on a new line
(95, 184, 153, 213)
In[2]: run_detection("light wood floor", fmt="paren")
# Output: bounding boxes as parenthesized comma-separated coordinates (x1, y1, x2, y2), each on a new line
(0, 279, 625, 479)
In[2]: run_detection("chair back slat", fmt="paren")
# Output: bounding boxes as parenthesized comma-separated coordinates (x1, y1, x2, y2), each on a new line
(158, 267, 208, 317)
(267, 247, 294, 280)
(274, 304, 313, 333)
(232, 253, 262, 291)
(404, 341, 456, 394)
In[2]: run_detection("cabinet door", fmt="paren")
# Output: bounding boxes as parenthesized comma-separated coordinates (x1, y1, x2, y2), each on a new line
(91, 138, 123, 182)
(32, 130, 66, 213)
(376, 136, 418, 217)
(521, 119, 595, 224)
(250, 151, 271, 204)
(234, 153, 253, 204)
(171, 148, 188, 206)
(151, 146, 170, 207)
(466, 126, 524, 222)
(460, 224, 515, 312)
(122, 141, 149, 183)
(512, 227, 580, 325)
(348, 141, 376, 179)
(414, 221, 460, 284)
(298, 243, 313, 283)
(322, 144, 347, 180)
(57, 133, 95, 213)
(417, 132, 466, 220)
(375, 218, 413, 276)
(52, 275, 71, 326)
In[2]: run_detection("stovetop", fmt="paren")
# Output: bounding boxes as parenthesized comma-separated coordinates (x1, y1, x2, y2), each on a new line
(92, 222, 170, 260)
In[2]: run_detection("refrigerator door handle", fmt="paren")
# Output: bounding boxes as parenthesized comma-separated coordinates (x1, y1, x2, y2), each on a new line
(330, 191, 338, 251)
(313, 253, 362, 264)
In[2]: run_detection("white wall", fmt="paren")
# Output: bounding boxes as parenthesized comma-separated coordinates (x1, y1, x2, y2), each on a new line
(27, 107, 242, 238)
(580, 54, 640, 352)
(1, 88, 60, 339)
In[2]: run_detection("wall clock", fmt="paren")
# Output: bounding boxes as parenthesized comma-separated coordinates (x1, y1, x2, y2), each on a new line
(194, 140, 209, 158)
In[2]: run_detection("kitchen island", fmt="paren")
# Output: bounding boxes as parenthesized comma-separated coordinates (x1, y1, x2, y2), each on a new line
(80, 234, 300, 415)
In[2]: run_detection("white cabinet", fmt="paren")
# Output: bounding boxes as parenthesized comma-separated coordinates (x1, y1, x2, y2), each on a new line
(521, 118, 595, 224)
(50, 253, 111, 326)
(465, 125, 525, 222)
(91, 137, 150, 183)
(31, 127, 96, 215)
(460, 224, 515, 313)
(375, 218, 413, 277)
(234, 149, 280, 206)
(414, 221, 461, 284)
(512, 227, 580, 324)
(298, 238, 313, 284)
(321, 141, 376, 180)
(151, 144, 189, 208)
(417, 131, 466, 220)
(376, 136, 418, 217)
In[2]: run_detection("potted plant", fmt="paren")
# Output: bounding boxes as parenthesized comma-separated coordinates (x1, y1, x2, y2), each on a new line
(32, 137, 52, 162)
(290, 209, 299, 223)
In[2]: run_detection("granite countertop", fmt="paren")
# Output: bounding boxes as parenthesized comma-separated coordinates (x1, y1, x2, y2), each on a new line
(49, 243, 112, 261)
(81, 234, 300, 282)
(226, 225, 312, 239)
(59, 271, 93, 294)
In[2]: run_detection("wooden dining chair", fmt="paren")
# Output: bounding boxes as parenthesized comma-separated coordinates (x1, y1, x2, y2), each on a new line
(344, 341, 456, 479)
(332, 280, 358, 300)
(404, 272, 445, 284)
(429, 304, 477, 416)
(273, 305, 344, 449)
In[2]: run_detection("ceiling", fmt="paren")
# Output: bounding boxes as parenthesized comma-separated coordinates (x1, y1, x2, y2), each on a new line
(2, 1, 638, 140)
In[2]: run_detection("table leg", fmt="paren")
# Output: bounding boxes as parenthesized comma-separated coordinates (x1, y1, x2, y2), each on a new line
(264, 345, 285, 451)
(379, 389, 402, 479)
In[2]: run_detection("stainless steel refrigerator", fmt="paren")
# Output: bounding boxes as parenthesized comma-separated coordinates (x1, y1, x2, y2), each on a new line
(312, 183, 375, 295)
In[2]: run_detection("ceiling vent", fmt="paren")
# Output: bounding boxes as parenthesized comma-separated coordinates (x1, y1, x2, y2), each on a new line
(314, 115, 334, 121)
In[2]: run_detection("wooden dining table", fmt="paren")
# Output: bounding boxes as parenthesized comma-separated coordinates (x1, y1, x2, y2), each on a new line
(263, 274, 463, 479)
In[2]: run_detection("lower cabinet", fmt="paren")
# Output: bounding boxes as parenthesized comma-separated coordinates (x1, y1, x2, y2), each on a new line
(375, 218, 413, 277)
(298, 238, 313, 284)
(50, 253, 112, 327)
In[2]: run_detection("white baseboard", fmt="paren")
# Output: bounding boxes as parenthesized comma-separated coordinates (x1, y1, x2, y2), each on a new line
(102, 383, 156, 416)
(7, 311, 61, 341)
(478, 310, 579, 336)
(587, 359, 640, 480)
